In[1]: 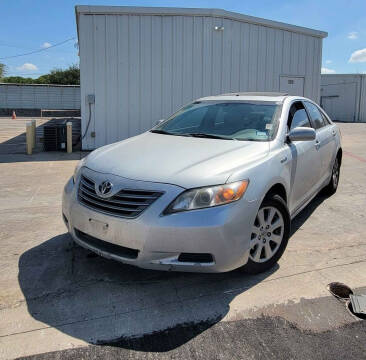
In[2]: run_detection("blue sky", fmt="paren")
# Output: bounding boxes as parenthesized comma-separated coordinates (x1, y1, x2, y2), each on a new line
(1, 0, 365, 77)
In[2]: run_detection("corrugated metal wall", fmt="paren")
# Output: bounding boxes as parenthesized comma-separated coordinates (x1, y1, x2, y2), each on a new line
(78, 12, 323, 149)
(0, 84, 80, 110)
(321, 74, 366, 122)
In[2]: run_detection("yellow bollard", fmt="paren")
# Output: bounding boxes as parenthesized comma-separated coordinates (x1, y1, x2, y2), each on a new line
(26, 122, 33, 155)
(66, 122, 72, 153)
(31, 119, 36, 148)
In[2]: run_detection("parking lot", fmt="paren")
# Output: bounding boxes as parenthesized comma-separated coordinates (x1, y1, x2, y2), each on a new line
(0, 119, 366, 359)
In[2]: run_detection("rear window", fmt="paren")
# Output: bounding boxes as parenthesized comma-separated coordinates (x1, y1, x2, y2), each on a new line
(304, 101, 327, 129)
(320, 110, 332, 125)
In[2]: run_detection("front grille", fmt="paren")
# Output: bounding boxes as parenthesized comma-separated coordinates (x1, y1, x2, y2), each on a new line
(75, 228, 139, 259)
(78, 175, 163, 218)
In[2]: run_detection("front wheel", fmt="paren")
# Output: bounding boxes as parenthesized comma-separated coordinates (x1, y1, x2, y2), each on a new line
(242, 194, 290, 274)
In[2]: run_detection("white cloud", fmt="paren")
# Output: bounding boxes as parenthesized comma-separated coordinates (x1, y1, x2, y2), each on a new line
(348, 32, 358, 40)
(16, 63, 38, 71)
(349, 48, 366, 63)
(41, 42, 52, 48)
(325, 60, 332, 64)
(321, 67, 336, 74)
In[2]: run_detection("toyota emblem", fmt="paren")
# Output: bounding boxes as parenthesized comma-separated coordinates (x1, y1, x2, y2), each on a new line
(98, 180, 113, 197)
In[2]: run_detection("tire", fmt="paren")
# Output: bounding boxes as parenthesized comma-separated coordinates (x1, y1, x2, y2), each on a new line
(242, 194, 290, 274)
(322, 156, 340, 196)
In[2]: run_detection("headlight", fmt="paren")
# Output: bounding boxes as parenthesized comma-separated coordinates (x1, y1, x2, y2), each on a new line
(73, 156, 87, 183)
(163, 180, 249, 214)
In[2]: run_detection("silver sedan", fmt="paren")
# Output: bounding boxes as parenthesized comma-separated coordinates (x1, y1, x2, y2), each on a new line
(62, 92, 342, 274)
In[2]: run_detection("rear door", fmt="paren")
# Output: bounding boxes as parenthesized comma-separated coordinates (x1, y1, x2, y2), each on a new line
(287, 101, 321, 213)
(304, 101, 337, 185)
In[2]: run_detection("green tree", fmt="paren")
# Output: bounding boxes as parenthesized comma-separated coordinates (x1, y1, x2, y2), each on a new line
(0, 63, 6, 79)
(42, 64, 80, 85)
(1, 76, 35, 84)
(1, 64, 80, 85)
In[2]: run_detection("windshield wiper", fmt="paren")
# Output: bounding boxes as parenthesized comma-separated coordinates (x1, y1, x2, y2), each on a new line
(151, 130, 232, 140)
(150, 129, 176, 135)
(235, 138, 268, 142)
(186, 133, 232, 140)
(150, 129, 194, 137)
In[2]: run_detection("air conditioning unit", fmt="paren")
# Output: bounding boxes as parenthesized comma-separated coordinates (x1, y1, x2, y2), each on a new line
(43, 124, 67, 151)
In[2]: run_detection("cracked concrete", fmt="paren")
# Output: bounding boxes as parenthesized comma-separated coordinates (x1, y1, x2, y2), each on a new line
(0, 122, 365, 359)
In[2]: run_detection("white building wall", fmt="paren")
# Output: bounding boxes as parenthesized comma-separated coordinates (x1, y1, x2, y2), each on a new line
(77, 7, 326, 149)
(321, 74, 366, 122)
(0, 84, 80, 110)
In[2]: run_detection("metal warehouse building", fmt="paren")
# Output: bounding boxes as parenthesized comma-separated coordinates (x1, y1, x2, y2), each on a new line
(321, 74, 366, 122)
(76, 6, 327, 149)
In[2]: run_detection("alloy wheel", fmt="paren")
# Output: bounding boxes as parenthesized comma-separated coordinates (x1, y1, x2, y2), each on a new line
(249, 206, 284, 263)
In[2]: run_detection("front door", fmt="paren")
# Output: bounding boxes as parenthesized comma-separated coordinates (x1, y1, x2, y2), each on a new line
(286, 102, 321, 213)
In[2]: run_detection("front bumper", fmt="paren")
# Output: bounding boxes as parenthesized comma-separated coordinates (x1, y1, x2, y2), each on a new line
(62, 168, 259, 273)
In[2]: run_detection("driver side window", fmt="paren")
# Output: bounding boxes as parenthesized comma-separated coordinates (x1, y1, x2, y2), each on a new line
(288, 102, 311, 131)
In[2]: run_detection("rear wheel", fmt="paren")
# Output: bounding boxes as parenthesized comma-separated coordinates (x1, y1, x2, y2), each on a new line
(242, 194, 290, 274)
(323, 156, 340, 196)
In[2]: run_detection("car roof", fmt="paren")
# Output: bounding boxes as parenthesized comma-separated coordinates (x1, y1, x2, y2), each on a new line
(197, 92, 291, 102)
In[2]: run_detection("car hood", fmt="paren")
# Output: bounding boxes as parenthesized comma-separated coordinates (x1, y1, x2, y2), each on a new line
(85, 132, 269, 189)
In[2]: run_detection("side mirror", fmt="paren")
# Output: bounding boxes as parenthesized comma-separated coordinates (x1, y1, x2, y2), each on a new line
(155, 119, 165, 126)
(288, 127, 316, 142)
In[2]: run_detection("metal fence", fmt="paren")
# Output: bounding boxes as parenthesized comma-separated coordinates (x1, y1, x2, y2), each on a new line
(0, 83, 80, 110)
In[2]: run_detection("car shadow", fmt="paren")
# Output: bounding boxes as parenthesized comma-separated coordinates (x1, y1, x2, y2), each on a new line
(290, 191, 328, 236)
(18, 233, 278, 352)
(17, 188, 332, 352)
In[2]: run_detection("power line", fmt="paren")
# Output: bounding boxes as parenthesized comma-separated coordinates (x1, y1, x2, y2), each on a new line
(0, 37, 76, 60)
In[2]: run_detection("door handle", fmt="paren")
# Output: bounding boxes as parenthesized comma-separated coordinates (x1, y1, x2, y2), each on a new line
(315, 140, 320, 150)
(332, 130, 336, 137)
(280, 156, 287, 163)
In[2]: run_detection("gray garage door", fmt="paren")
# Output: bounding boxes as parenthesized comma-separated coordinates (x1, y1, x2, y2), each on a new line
(320, 82, 357, 122)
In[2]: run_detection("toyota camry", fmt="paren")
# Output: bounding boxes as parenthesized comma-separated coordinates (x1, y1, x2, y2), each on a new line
(62, 92, 342, 274)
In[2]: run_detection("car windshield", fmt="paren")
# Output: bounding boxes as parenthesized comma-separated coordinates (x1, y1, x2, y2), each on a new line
(152, 101, 282, 141)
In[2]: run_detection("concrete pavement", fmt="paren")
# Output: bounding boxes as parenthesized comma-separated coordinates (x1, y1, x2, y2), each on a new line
(0, 122, 365, 359)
